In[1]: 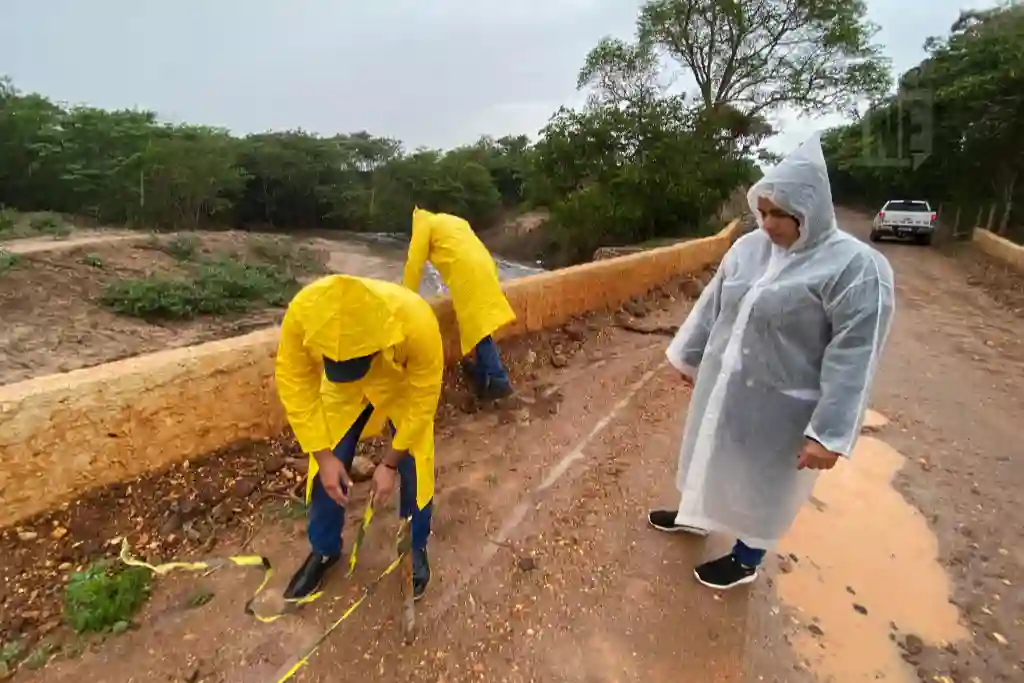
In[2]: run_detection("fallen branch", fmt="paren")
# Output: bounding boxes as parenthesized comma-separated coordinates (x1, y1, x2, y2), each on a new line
(614, 320, 678, 336)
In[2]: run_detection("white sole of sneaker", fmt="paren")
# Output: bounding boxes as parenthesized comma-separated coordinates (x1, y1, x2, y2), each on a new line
(692, 569, 759, 590)
(646, 516, 710, 537)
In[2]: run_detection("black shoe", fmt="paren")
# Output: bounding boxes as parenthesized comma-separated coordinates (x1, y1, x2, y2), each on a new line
(479, 377, 513, 401)
(412, 548, 430, 602)
(647, 510, 709, 537)
(693, 553, 758, 590)
(460, 359, 478, 384)
(283, 552, 340, 600)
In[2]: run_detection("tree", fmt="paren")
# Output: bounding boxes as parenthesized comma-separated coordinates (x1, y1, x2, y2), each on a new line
(0, 78, 514, 236)
(577, 37, 664, 109)
(637, 0, 891, 116)
(531, 94, 757, 263)
(927, 4, 1024, 233)
(823, 2, 1024, 239)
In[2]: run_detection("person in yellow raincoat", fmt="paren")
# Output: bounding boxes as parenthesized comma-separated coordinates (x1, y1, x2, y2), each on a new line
(403, 207, 517, 399)
(274, 274, 443, 601)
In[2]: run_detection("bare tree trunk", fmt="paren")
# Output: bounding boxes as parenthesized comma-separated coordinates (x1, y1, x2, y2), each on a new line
(999, 171, 1017, 235)
(986, 203, 998, 231)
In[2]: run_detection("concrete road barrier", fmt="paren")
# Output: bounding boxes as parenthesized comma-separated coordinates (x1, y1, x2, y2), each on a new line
(974, 228, 1024, 273)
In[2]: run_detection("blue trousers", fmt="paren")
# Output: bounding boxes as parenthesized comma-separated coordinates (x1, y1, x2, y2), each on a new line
(732, 540, 767, 568)
(307, 403, 433, 556)
(473, 335, 510, 387)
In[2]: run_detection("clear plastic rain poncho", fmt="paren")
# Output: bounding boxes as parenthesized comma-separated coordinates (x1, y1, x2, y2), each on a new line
(666, 133, 896, 549)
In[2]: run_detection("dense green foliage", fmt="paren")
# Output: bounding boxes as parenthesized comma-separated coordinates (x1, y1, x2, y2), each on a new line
(63, 560, 151, 634)
(823, 2, 1024, 239)
(0, 0, 889, 263)
(637, 0, 890, 116)
(0, 79, 525, 235)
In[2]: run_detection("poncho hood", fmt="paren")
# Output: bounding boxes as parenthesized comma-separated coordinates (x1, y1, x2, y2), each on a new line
(747, 132, 838, 252)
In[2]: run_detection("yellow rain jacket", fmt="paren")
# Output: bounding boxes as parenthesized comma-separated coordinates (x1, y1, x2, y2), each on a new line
(274, 275, 444, 510)
(402, 208, 517, 356)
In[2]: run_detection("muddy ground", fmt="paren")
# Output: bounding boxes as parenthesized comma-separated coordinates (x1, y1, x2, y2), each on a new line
(1, 210, 1023, 683)
(839, 207, 1024, 682)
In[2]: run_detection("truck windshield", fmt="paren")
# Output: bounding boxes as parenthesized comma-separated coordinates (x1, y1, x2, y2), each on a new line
(885, 201, 929, 212)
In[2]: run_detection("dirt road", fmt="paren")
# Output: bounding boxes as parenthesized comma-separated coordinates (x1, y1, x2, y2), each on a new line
(829, 207, 1024, 681)
(0, 231, 144, 255)
(5, 210, 1024, 682)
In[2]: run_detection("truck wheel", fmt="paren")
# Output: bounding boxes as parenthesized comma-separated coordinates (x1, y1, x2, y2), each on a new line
(869, 230, 881, 242)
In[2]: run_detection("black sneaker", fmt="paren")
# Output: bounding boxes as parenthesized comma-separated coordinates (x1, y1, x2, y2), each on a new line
(459, 359, 478, 385)
(479, 377, 514, 401)
(283, 552, 340, 600)
(647, 510, 709, 537)
(412, 548, 430, 602)
(693, 553, 758, 590)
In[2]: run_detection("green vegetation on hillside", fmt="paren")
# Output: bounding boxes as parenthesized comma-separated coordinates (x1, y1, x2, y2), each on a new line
(0, 0, 889, 264)
(0, 208, 72, 240)
(824, 1, 1024, 242)
(100, 236, 324, 320)
(0, 249, 19, 273)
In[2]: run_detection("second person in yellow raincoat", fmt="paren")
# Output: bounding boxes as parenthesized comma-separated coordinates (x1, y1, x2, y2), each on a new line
(403, 207, 517, 399)
(274, 274, 444, 601)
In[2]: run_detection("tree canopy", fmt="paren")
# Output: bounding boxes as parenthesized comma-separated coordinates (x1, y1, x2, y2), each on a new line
(0, 78, 526, 235)
(823, 1, 1024, 239)
(637, 0, 890, 116)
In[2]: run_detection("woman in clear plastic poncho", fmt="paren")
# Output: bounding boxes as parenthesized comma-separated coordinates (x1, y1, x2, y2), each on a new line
(648, 133, 895, 590)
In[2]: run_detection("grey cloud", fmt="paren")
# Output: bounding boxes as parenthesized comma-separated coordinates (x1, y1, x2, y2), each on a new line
(2, 0, 639, 148)
(0, 0, 1003, 155)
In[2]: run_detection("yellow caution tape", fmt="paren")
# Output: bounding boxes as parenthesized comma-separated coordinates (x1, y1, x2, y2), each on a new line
(118, 500, 413, 681)
(275, 539, 406, 682)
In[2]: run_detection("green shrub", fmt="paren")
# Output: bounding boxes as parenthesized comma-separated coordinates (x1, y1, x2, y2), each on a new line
(162, 234, 201, 261)
(248, 236, 321, 273)
(0, 208, 16, 235)
(248, 236, 293, 264)
(184, 587, 215, 609)
(0, 249, 21, 273)
(100, 257, 301, 320)
(22, 641, 58, 671)
(78, 253, 105, 268)
(63, 560, 151, 634)
(100, 278, 204, 318)
(30, 213, 71, 238)
(0, 640, 25, 674)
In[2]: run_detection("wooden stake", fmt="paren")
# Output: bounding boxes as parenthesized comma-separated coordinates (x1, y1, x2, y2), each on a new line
(396, 514, 416, 644)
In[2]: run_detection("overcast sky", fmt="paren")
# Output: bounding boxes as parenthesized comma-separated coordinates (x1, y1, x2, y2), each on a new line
(0, 0, 1000, 157)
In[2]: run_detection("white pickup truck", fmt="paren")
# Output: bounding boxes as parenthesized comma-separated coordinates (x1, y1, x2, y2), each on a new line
(869, 200, 937, 245)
